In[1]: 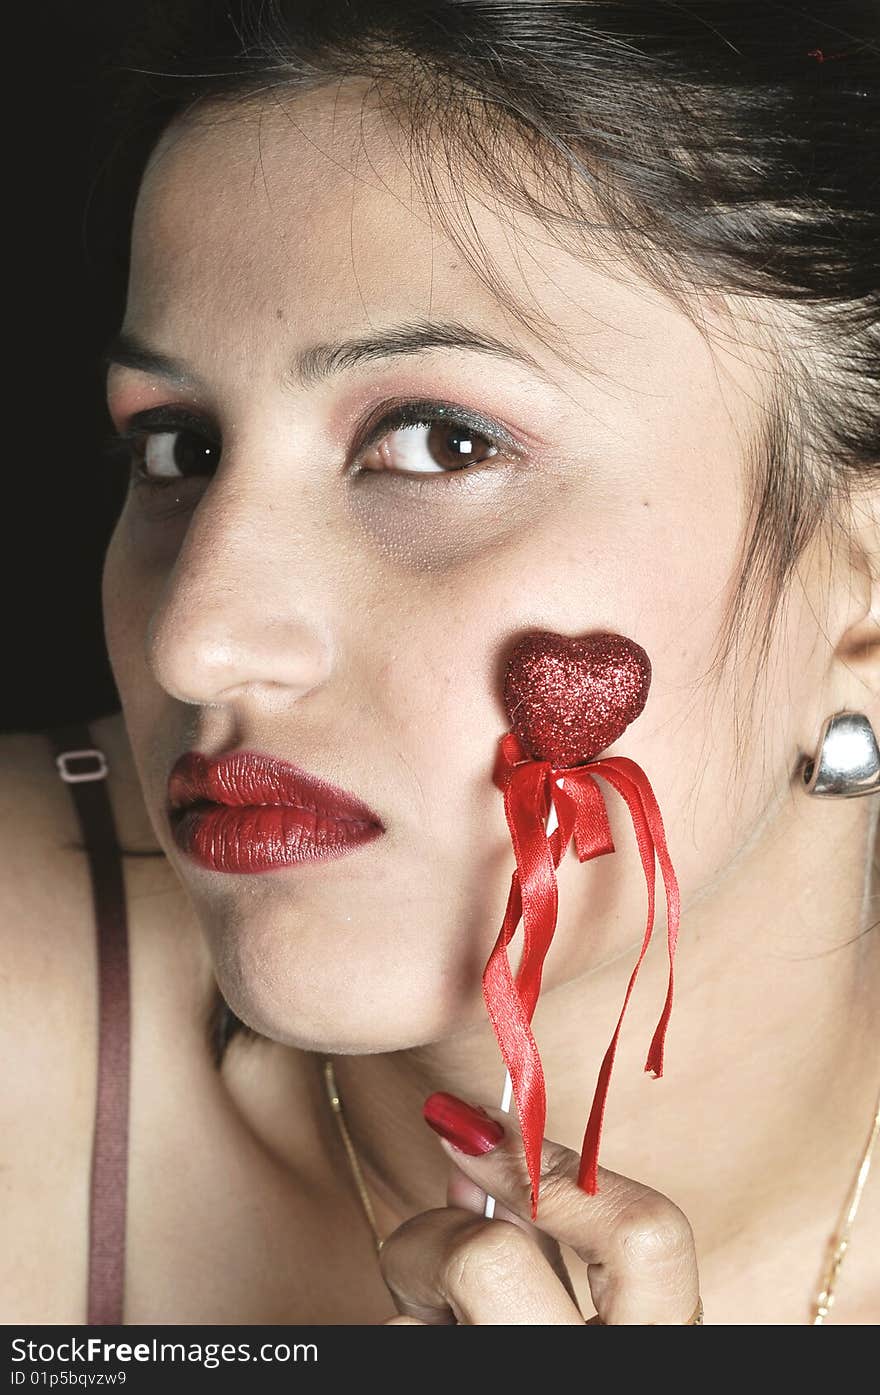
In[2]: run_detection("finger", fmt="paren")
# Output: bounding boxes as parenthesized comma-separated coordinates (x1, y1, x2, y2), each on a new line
(424, 1092, 699, 1325)
(445, 1155, 582, 1310)
(379, 1206, 585, 1325)
(382, 1315, 429, 1325)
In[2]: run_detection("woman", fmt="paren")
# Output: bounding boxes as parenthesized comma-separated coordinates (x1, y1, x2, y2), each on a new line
(2, 0, 878, 1325)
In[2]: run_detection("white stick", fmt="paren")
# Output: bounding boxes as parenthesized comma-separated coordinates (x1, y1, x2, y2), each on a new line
(483, 788, 561, 1219)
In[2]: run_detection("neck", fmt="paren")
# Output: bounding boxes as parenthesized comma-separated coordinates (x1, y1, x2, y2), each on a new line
(328, 786, 880, 1292)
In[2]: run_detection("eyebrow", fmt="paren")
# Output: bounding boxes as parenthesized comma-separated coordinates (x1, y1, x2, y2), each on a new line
(102, 334, 199, 389)
(292, 319, 553, 387)
(103, 318, 557, 391)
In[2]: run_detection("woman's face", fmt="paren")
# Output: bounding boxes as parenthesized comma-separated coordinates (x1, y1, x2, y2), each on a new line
(103, 82, 810, 1050)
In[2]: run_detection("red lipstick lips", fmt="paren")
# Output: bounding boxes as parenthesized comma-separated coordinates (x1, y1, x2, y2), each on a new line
(167, 750, 385, 874)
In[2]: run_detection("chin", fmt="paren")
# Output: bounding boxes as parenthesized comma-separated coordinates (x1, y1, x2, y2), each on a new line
(216, 976, 481, 1054)
(206, 914, 489, 1055)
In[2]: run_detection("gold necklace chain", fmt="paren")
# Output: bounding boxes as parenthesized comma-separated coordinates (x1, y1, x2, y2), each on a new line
(323, 1057, 880, 1322)
(323, 1058, 384, 1254)
(810, 1087, 880, 1324)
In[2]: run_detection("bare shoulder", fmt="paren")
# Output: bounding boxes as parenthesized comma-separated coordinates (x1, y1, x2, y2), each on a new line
(0, 721, 98, 989)
(0, 709, 158, 969)
(0, 723, 97, 1313)
(0, 705, 169, 1067)
(0, 711, 160, 1320)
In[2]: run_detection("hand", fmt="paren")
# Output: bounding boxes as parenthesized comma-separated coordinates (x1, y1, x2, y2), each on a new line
(379, 1092, 701, 1325)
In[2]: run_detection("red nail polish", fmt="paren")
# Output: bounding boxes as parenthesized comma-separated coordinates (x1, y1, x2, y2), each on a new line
(423, 1092, 505, 1155)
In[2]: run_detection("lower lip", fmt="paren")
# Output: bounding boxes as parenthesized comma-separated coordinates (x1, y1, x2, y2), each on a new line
(169, 802, 384, 873)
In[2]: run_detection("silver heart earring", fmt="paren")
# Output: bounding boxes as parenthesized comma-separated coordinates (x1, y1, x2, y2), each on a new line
(802, 711, 880, 798)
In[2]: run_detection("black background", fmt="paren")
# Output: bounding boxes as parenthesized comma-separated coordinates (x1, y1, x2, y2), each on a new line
(6, 4, 144, 734)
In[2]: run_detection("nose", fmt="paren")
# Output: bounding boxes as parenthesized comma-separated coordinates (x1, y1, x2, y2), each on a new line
(145, 470, 336, 709)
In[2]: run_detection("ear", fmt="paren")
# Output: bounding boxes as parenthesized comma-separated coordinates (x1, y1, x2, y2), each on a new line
(830, 485, 880, 727)
(798, 484, 880, 757)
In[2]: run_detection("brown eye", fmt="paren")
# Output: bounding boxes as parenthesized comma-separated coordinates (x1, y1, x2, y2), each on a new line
(138, 429, 220, 481)
(358, 409, 503, 476)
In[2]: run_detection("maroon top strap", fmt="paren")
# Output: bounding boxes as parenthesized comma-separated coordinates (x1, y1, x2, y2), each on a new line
(48, 721, 130, 1326)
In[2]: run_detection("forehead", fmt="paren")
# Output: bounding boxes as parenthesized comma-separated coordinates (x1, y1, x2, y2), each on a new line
(126, 79, 698, 368)
(132, 82, 447, 307)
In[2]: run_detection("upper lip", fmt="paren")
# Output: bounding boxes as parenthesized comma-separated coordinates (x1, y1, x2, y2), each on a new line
(167, 750, 385, 827)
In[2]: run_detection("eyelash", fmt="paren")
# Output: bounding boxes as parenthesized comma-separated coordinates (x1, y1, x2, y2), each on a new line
(102, 399, 520, 498)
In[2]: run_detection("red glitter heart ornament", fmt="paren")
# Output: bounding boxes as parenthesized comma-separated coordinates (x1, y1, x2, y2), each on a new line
(503, 630, 652, 766)
(482, 627, 681, 1221)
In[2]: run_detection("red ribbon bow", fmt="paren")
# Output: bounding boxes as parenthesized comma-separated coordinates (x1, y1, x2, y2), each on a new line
(482, 730, 682, 1219)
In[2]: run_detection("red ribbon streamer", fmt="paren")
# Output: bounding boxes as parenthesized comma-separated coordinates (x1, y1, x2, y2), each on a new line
(482, 730, 681, 1219)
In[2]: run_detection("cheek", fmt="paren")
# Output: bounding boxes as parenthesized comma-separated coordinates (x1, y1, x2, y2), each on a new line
(377, 461, 736, 757)
(378, 464, 761, 968)
(359, 487, 738, 913)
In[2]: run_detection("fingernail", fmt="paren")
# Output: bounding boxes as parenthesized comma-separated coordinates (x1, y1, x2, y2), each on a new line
(423, 1091, 505, 1155)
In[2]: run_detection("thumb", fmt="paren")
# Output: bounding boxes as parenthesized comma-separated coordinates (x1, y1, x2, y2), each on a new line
(441, 1112, 579, 1306)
